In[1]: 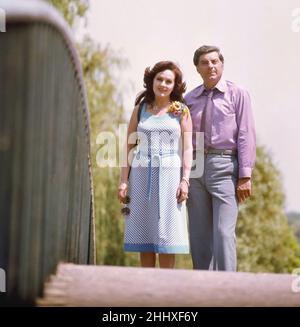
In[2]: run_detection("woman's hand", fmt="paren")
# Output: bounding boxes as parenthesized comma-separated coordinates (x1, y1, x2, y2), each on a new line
(176, 179, 189, 203)
(118, 182, 128, 203)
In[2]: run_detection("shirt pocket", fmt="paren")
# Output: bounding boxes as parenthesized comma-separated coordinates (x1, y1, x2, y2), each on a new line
(214, 113, 236, 135)
(214, 97, 235, 115)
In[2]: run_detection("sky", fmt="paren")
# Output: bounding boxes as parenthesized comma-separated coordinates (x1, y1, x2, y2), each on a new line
(79, 0, 300, 213)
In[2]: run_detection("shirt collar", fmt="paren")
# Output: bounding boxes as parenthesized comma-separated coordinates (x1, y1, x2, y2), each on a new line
(196, 79, 227, 97)
(215, 79, 227, 93)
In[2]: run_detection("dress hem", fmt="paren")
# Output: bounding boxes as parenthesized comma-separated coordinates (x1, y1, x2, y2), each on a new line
(124, 243, 189, 254)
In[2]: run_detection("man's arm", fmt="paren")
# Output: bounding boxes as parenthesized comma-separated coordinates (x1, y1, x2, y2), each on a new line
(235, 87, 256, 203)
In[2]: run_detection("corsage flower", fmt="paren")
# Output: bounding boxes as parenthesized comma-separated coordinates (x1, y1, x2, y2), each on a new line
(168, 101, 189, 119)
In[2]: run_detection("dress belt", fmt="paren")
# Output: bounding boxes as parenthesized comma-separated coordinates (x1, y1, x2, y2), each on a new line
(139, 151, 176, 205)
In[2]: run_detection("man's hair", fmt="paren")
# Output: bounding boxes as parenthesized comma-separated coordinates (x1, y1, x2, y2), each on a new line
(193, 45, 224, 66)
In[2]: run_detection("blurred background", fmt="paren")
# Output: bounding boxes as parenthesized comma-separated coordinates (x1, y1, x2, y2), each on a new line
(47, 0, 300, 271)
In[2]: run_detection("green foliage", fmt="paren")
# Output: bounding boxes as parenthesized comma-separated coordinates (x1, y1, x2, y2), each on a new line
(78, 37, 125, 135)
(237, 146, 300, 272)
(48, 0, 88, 26)
(77, 37, 135, 265)
(48, 0, 135, 266)
(287, 212, 300, 243)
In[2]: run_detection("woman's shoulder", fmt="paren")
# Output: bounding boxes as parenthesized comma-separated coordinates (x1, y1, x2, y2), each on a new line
(135, 102, 150, 123)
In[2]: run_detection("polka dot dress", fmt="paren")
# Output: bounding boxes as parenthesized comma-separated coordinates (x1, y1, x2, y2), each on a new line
(124, 103, 189, 253)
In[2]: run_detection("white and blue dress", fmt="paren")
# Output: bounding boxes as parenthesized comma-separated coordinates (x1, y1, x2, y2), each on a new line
(124, 103, 189, 254)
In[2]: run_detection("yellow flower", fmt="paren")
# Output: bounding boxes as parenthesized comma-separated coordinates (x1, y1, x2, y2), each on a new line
(168, 101, 189, 119)
(174, 101, 181, 109)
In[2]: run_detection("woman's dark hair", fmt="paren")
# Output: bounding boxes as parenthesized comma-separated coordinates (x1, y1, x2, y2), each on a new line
(135, 61, 186, 106)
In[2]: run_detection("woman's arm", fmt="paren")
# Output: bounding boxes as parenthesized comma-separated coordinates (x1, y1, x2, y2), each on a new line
(118, 104, 140, 202)
(181, 108, 193, 181)
(176, 108, 193, 203)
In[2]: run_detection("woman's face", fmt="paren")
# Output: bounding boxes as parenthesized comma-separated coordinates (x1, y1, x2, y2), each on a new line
(152, 69, 175, 99)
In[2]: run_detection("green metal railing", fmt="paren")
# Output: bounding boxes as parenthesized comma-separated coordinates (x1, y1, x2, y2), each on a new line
(0, 0, 95, 304)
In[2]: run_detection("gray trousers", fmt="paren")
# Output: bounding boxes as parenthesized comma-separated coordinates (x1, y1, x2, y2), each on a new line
(187, 154, 239, 271)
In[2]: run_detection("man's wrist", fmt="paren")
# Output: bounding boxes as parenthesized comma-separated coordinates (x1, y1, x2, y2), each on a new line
(239, 177, 251, 181)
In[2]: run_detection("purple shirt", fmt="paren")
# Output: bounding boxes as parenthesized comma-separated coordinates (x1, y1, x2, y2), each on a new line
(184, 79, 256, 178)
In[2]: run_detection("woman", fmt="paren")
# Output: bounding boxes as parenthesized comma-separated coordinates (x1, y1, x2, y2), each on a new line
(118, 61, 193, 268)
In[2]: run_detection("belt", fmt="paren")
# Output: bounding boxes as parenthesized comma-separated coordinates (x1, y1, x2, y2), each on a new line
(139, 150, 177, 202)
(204, 148, 237, 156)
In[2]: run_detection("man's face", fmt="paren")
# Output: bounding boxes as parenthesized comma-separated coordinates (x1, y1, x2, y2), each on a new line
(196, 51, 224, 88)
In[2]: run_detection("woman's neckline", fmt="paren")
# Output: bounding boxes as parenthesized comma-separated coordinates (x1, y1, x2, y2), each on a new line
(145, 104, 170, 118)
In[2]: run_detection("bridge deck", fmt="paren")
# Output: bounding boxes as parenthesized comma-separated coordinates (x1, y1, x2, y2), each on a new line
(37, 263, 300, 306)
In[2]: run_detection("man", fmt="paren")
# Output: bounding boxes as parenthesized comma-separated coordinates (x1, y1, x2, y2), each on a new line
(185, 45, 256, 271)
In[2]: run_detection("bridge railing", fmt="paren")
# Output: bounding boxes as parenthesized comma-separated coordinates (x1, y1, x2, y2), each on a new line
(0, 0, 95, 304)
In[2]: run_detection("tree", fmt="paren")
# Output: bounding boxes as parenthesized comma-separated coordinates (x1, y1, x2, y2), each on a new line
(48, 0, 88, 26)
(78, 36, 138, 265)
(47, 0, 138, 266)
(287, 212, 300, 243)
(237, 146, 300, 272)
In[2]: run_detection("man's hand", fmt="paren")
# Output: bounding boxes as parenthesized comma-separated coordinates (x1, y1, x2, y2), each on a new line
(236, 177, 251, 203)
